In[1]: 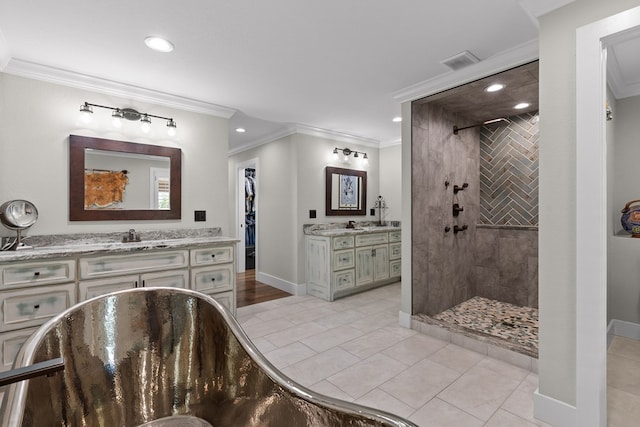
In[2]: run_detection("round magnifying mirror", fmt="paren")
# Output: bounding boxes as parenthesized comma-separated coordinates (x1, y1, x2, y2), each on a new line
(0, 200, 38, 250)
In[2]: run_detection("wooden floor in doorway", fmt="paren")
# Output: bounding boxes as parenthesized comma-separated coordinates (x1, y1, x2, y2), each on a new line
(236, 270, 291, 307)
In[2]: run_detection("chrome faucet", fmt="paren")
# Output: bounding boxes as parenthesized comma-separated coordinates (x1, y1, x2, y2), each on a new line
(346, 220, 356, 229)
(122, 229, 141, 243)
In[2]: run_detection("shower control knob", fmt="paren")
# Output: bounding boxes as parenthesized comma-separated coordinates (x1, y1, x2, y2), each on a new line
(453, 225, 468, 234)
(444, 226, 451, 233)
(453, 183, 469, 194)
(452, 203, 464, 217)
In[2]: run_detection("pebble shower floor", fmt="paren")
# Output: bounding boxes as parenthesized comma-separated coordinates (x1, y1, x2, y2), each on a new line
(431, 296, 538, 357)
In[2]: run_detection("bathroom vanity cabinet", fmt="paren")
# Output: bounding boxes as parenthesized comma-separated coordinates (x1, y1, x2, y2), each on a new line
(305, 228, 401, 301)
(0, 238, 237, 372)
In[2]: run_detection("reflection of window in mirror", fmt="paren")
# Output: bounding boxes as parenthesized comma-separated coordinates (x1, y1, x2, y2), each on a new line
(150, 167, 170, 210)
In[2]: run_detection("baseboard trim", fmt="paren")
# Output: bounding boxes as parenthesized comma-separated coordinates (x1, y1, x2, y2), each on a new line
(398, 310, 412, 328)
(255, 272, 306, 296)
(533, 389, 577, 427)
(608, 319, 640, 343)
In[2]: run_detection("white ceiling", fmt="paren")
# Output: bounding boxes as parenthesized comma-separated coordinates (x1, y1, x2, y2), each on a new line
(0, 1, 579, 151)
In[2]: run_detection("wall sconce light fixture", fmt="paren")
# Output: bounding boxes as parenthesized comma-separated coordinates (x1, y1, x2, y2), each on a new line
(79, 102, 177, 136)
(332, 147, 368, 165)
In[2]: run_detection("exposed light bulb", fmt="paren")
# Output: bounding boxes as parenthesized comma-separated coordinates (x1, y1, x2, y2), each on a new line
(140, 114, 151, 133)
(332, 148, 339, 161)
(167, 119, 177, 136)
(112, 109, 124, 128)
(79, 103, 93, 124)
(362, 154, 369, 166)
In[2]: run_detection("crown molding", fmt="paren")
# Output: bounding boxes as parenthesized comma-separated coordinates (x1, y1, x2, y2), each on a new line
(379, 138, 402, 149)
(0, 29, 9, 70)
(392, 39, 539, 104)
(228, 123, 381, 156)
(2, 58, 236, 118)
(292, 124, 380, 147)
(518, 0, 575, 18)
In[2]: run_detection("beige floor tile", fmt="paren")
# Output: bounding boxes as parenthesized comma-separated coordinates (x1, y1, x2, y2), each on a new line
(485, 409, 539, 426)
(382, 333, 448, 366)
(281, 347, 359, 387)
(285, 305, 342, 325)
(314, 308, 367, 329)
(408, 398, 483, 427)
(300, 325, 365, 352)
(476, 358, 529, 382)
(263, 341, 316, 369)
(607, 353, 640, 396)
(247, 336, 278, 354)
(608, 386, 640, 427)
(340, 326, 415, 359)
(326, 353, 408, 399)
(239, 317, 295, 338)
(308, 380, 354, 402)
(263, 321, 327, 347)
(608, 335, 640, 362)
(438, 363, 523, 421)
(355, 388, 415, 419)
(350, 312, 398, 333)
(379, 358, 461, 409)
(501, 374, 550, 426)
(428, 343, 485, 374)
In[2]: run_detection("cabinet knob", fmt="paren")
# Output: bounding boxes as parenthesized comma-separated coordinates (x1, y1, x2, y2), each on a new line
(33, 271, 40, 276)
(34, 304, 40, 310)
(211, 277, 216, 281)
(211, 254, 216, 258)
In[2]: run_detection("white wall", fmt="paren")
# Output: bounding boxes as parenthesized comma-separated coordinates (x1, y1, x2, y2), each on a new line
(537, 0, 640, 408)
(609, 94, 640, 324)
(0, 73, 230, 237)
(379, 144, 402, 221)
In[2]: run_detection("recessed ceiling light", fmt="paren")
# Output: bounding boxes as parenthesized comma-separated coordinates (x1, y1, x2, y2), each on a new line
(485, 83, 505, 93)
(144, 36, 174, 53)
(235, 128, 246, 133)
(392, 116, 402, 123)
(514, 102, 530, 109)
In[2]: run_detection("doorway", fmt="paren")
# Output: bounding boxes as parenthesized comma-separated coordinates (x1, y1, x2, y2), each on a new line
(576, 6, 640, 426)
(236, 159, 258, 274)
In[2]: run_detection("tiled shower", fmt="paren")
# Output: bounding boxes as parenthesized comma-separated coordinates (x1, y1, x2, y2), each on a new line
(411, 98, 539, 356)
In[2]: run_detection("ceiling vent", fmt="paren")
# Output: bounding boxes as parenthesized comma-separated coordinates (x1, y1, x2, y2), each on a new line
(440, 50, 480, 71)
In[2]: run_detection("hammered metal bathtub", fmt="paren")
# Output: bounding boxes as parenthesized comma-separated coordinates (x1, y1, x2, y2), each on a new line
(0, 287, 416, 427)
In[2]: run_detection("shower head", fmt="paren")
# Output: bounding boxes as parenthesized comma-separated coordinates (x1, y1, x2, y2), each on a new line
(453, 117, 511, 135)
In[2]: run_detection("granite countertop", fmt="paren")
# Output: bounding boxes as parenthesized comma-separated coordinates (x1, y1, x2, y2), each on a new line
(303, 222, 401, 237)
(0, 228, 239, 262)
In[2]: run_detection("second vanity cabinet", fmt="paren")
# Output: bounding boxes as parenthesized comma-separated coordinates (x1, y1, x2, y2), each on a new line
(306, 229, 400, 301)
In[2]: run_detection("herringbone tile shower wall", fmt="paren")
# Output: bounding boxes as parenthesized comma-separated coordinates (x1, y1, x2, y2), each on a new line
(479, 113, 539, 226)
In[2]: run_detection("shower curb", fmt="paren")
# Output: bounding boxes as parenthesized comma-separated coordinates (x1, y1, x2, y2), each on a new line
(410, 315, 538, 373)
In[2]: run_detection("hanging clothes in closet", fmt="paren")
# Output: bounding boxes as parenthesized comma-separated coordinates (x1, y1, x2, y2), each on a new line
(245, 169, 256, 247)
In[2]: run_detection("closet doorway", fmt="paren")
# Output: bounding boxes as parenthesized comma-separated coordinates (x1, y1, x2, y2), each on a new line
(236, 159, 258, 273)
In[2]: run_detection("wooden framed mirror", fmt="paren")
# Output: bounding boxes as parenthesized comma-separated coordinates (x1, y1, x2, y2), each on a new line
(325, 166, 367, 216)
(69, 135, 181, 221)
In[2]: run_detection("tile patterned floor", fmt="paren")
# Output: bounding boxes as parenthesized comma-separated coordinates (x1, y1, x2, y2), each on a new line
(431, 296, 538, 356)
(237, 283, 550, 426)
(608, 335, 640, 427)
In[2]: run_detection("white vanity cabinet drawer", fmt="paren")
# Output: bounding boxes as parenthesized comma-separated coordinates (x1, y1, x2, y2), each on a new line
(78, 275, 138, 301)
(390, 260, 402, 278)
(79, 250, 188, 279)
(0, 327, 38, 372)
(332, 236, 354, 250)
(333, 270, 355, 291)
(0, 283, 76, 332)
(389, 242, 401, 260)
(355, 233, 388, 247)
(141, 270, 189, 289)
(333, 249, 354, 271)
(190, 246, 234, 266)
(191, 266, 234, 294)
(1, 259, 75, 288)
(389, 231, 401, 242)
